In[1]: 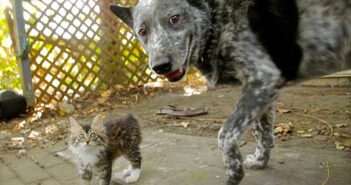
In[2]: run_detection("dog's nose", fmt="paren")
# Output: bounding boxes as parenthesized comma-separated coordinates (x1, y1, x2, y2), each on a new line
(152, 56, 172, 74)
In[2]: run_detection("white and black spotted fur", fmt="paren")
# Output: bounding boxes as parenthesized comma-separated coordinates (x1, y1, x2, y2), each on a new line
(109, 0, 351, 184)
(69, 114, 142, 185)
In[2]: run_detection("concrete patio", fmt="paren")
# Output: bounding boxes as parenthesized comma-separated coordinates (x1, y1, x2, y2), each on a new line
(1, 128, 350, 185)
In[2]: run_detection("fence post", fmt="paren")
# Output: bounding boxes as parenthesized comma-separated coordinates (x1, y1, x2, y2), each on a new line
(11, 0, 35, 106)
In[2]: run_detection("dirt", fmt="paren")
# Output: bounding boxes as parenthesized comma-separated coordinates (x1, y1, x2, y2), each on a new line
(0, 83, 350, 153)
(129, 84, 351, 151)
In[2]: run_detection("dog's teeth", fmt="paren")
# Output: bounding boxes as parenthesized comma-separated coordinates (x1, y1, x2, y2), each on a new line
(179, 67, 183, 73)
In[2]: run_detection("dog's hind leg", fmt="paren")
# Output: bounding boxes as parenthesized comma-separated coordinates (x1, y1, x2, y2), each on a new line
(244, 104, 275, 169)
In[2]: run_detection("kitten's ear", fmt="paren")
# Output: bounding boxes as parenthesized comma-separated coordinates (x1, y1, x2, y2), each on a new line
(70, 117, 82, 134)
(91, 114, 104, 133)
(109, 4, 134, 28)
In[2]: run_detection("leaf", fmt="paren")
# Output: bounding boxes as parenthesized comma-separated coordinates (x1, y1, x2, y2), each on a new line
(173, 121, 190, 128)
(274, 126, 283, 134)
(180, 121, 189, 128)
(58, 110, 66, 116)
(335, 141, 345, 150)
(301, 134, 313, 138)
(335, 123, 348, 128)
(342, 139, 351, 148)
(274, 122, 293, 134)
(297, 130, 306, 134)
(277, 108, 292, 114)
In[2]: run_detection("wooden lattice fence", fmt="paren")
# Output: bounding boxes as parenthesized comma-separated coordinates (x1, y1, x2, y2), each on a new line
(19, 0, 156, 104)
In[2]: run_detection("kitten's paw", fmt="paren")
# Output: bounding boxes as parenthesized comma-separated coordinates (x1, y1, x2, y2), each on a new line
(244, 154, 268, 169)
(123, 165, 132, 177)
(123, 169, 131, 177)
(125, 168, 141, 183)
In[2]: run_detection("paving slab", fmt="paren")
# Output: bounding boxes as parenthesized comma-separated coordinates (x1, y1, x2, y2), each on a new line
(0, 178, 25, 185)
(45, 163, 78, 182)
(0, 163, 16, 182)
(55, 129, 351, 185)
(6, 155, 49, 184)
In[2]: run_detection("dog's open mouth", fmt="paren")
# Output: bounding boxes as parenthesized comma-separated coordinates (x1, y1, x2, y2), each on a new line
(165, 65, 187, 82)
(164, 36, 193, 82)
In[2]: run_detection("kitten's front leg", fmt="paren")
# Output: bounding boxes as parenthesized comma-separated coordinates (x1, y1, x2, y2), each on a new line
(96, 160, 112, 185)
(79, 164, 93, 185)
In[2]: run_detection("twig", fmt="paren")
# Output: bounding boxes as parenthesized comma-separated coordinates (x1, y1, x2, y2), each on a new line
(321, 161, 330, 185)
(293, 113, 334, 136)
(178, 117, 227, 122)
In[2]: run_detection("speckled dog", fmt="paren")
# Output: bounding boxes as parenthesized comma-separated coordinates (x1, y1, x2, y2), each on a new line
(109, 0, 351, 184)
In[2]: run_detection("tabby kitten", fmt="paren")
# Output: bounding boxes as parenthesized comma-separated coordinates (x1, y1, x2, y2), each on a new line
(69, 113, 142, 185)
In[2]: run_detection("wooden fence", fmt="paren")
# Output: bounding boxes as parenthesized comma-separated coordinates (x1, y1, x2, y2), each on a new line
(14, 0, 158, 104)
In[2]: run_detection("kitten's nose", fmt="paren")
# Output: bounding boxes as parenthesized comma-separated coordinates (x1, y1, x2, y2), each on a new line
(85, 138, 90, 144)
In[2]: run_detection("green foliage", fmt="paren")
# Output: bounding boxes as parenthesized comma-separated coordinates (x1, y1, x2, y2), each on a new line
(0, 4, 21, 91)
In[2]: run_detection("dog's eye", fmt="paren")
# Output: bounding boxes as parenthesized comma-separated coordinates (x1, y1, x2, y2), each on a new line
(78, 134, 84, 139)
(169, 15, 180, 25)
(90, 133, 96, 138)
(138, 29, 147, 37)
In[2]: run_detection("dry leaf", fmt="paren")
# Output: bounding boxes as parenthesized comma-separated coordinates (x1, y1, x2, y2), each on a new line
(180, 121, 189, 128)
(335, 123, 348, 128)
(340, 133, 351, 138)
(335, 141, 345, 150)
(274, 126, 284, 134)
(158, 129, 164, 133)
(341, 139, 351, 148)
(28, 130, 41, 140)
(17, 149, 27, 156)
(58, 102, 75, 114)
(297, 130, 306, 134)
(86, 108, 96, 114)
(274, 122, 293, 134)
(277, 108, 292, 114)
(58, 110, 66, 116)
(301, 134, 313, 138)
(173, 121, 189, 128)
(45, 125, 59, 135)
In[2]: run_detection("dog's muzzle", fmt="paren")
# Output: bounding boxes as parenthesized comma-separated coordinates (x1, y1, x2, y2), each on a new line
(163, 35, 193, 82)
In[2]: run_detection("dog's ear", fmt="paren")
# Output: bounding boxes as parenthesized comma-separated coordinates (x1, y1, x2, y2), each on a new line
(109, 4, 134, 28)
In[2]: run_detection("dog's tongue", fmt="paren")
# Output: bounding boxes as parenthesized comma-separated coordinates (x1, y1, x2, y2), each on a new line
(165, 68, 183, 80)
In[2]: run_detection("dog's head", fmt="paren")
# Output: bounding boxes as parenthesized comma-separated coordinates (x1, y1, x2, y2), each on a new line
(109, 0, 209, 82)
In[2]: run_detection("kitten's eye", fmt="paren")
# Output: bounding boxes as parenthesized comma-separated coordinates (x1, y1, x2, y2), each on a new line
(90, 133, 96, 138)
(78, 134, 84, 139)
(138, 29, 147, 37)
(169, 15, 180, 25)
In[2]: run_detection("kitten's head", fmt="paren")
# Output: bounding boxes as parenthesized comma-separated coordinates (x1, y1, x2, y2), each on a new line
(69, 115, 107, 147)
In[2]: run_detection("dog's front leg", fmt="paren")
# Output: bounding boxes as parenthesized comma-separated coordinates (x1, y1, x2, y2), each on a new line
(218, 65, 283, 185)
(244, 104, 275, 169)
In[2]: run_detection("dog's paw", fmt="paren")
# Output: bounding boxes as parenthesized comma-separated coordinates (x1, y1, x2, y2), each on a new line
(125, 168, 141, 183)
(244, 154, 268, 169)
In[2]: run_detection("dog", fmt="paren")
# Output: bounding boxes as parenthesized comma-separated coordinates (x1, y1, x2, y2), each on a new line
(109, 0, 351, 184)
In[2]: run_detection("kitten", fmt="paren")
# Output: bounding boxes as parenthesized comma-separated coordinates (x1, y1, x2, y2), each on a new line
(69, 113, 142, 185)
